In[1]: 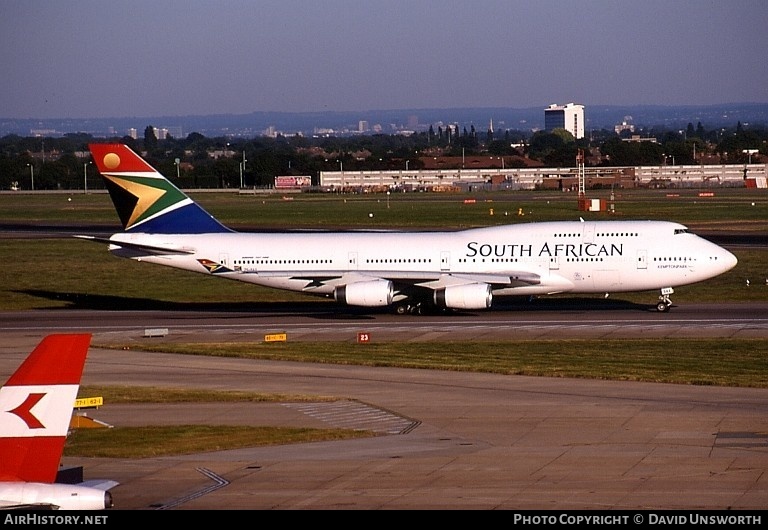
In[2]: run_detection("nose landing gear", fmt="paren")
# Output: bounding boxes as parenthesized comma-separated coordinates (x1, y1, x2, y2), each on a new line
(657, 287, 674, 312)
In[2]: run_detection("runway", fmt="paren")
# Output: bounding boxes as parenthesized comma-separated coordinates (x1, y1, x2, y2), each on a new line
(1, 304, 767, 510)
(1, 300, 768, 343)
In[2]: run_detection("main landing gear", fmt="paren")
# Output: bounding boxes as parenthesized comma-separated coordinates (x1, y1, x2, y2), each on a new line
(656, 287, 674, 313)
(395, 303, 411, 315)
(395, 302, 447, 315)
(395, 302, 428, 315)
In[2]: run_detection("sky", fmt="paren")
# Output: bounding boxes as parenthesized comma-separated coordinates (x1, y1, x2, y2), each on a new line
(2, 0, 767, 120)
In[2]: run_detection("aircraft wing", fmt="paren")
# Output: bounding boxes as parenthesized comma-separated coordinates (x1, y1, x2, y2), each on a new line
(446, 272, 541, 287)
(249, 270, 541, 289)
(0, 500, 57, 510)
(376, 271, 542, 289)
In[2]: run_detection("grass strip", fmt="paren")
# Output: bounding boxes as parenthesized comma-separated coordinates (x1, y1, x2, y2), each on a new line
(95, 338, 768, 388)
(64, 425, 371, 459)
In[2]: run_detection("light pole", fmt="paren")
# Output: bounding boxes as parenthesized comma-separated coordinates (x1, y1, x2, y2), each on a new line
(26, 163, 34, 191)
(83, 161, 91, 193)
(405, 160, 410, 171)
(239, 162, 243, 189)
(743, 149, 758, 164)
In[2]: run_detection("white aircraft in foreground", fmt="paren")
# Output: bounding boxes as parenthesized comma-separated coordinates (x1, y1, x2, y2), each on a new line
(0, 334, 117, 510)
(80, 143, 737, 314)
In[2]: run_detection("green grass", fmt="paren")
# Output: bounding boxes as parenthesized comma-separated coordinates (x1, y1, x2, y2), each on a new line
(96, 338, 768, 388)
(2, 188, 767, 230)
(64, 425, 371, 458)
(65, 386, 368, 458)
(78, 385, 339, 403)
(0, 238, 318, 310)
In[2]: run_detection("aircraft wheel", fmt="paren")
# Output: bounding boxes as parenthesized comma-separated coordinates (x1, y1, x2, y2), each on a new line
(395, 304, 408, 315)
(656, 301, 670, 313)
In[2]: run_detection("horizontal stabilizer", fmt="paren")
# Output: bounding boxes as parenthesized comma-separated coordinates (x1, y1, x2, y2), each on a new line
(79, 480, 120, 491)
(74, 235, 196, 255)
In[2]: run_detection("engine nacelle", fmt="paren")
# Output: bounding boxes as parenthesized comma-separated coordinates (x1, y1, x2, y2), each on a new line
(434, 283, 493, 310)
(334, 280, 394, 307)
(0, 482, 114, 510)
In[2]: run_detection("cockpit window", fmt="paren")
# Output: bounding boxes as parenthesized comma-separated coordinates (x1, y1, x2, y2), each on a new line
(674, 228, 689, 235)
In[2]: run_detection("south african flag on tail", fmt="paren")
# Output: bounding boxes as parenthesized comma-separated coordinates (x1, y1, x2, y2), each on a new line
(88, 143, 232, 234)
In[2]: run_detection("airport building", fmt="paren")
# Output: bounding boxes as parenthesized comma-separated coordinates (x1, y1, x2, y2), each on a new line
(318, 163, 767, 192)
(545, 103, 585, 139)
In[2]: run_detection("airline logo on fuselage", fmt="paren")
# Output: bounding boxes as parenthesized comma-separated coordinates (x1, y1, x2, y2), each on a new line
(466, 241, 624, 258)
(197, 259, 231, 274)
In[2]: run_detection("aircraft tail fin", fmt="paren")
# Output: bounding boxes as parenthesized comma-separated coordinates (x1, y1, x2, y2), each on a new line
(0, 334, 92, 484)
(88, 143, 232, 234)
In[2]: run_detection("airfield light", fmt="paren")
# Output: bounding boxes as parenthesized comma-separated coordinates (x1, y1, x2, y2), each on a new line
(26, 163, 34, 191)
(83, 161, 91, 193)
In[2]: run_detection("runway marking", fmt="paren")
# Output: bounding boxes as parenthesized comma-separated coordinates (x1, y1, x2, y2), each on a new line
(715, 431, 768, 448)
(156, 467, 229, 510)
(284, 400, 419, 435)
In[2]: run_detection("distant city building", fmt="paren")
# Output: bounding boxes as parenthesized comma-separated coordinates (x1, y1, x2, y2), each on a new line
(614, 115, 635, 135)
(544, 103, 585, 139)
(30, 129, 57, 137)
(622, 135, 657, 144)
(164, 126, 183, 139)
(358, 120, 369, 133)
(153, 127, 170, 140)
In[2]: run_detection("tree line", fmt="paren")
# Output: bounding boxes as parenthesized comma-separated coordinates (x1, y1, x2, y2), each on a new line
(0, 119, 765, 191)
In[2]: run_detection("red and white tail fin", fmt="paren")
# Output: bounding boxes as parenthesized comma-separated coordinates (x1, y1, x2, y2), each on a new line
(0, 334, 91, 483)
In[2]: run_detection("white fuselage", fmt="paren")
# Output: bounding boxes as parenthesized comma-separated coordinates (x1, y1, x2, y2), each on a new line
(109, 220, 737, 304)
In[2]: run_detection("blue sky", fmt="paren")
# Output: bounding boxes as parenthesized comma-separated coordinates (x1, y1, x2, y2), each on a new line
(2, 0, 767, 119)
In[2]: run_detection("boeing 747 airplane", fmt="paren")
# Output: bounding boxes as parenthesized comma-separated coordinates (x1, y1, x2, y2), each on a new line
(0, 334, 117, 510)
(79, 143, 737, 314)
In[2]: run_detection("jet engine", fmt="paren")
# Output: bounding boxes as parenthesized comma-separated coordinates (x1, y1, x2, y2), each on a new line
(0, 482, 114, 510)
(334, 280, 394, 307)
(434, 283, 493, 310)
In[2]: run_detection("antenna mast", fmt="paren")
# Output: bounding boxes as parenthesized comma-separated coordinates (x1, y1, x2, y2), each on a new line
(577, 149, 585, 199)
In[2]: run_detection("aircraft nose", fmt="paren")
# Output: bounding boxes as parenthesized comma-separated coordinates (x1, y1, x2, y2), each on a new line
(712, 245, 738, 274)
(721, 248, 738, 272)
